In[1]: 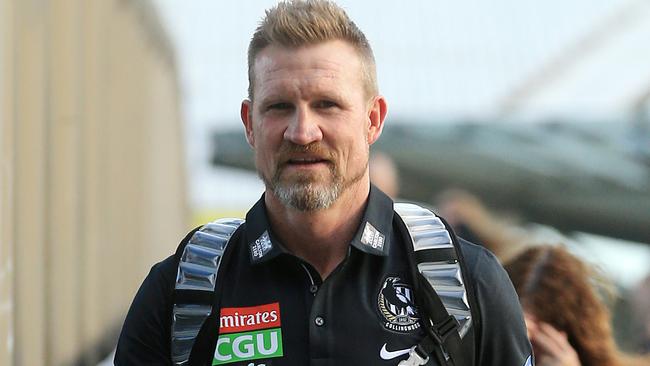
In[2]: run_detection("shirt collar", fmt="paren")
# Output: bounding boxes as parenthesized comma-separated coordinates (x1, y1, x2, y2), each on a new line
(243, 185, 394, 264)
(349, 184, 394, 256)
(244, 195, 285, 264)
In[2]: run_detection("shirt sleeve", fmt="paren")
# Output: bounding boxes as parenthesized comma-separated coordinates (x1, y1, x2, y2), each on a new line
(470, 246, 534, 366)
(114, 256, 176, 366)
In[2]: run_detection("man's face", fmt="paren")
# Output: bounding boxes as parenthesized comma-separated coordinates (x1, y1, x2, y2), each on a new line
(241, 40, 386, 211)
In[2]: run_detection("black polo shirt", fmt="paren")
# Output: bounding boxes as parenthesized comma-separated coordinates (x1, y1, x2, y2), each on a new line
(115, 187, 532, 366)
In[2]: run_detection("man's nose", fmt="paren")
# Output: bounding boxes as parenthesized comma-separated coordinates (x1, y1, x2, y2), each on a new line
(283, 106, 323, 145)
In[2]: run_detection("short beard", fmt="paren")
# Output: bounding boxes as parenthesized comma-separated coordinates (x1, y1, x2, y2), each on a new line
(258, 142, 366, 212)
(273, 175, 342, 212)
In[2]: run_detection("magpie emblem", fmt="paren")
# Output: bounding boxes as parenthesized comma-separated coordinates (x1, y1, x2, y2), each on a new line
(378, 277, 420, 333)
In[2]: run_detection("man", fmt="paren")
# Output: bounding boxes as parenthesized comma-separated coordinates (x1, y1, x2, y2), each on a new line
(115, 1, 533, 365)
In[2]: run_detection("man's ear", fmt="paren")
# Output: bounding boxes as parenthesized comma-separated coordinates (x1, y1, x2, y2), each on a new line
(241, 99, 255, 147)
(367, 95, 388, 145)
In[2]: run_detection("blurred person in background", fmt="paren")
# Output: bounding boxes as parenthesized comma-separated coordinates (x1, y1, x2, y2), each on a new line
(631, 275, 650, 353)
(505, 245, 650, 366)
(369, 152, 400, 198)
(435, 188, 525, 261)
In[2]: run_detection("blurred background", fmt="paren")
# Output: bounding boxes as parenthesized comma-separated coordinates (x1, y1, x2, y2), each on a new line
(1, 0, 649, 365)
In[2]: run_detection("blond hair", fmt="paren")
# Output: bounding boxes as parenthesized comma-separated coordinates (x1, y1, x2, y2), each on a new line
(247, 0, 377, 99)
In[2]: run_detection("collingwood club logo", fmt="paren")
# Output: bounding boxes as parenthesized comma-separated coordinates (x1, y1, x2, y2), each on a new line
(378, 277, 420, 333)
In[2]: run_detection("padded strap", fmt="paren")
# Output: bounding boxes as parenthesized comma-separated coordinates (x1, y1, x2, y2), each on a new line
(170, 218, 244, 365)
(395, 203, 473, 366)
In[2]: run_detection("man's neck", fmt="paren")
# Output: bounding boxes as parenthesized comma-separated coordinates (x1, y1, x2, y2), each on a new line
(265, 180, 370, 279)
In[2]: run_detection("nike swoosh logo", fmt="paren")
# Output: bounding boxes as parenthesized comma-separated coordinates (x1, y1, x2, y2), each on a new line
(523, 355, 533, 366)
(379, 343, 411, 360)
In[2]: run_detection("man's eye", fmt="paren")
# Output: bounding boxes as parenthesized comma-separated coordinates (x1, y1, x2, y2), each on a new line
(315, 100, 337, 109)
(267, 102, 292, 111)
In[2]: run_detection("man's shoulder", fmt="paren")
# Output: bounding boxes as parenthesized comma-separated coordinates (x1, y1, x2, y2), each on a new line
(131, 254, 178, 307)
(454, 237, 516, 294)
(455, 238, 502, 276)
(391, 202, 503, 280)
(151, 225, 210, 289)
(150, 254, 178, 284)
(114, 254, 178, 364)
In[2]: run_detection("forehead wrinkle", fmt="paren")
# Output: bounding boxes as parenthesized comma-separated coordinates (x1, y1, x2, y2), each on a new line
(256, 65, 353, 103)
(257, 48, 352, 75)
(253, 46, 364, 101)
(259, 61, 348, 86)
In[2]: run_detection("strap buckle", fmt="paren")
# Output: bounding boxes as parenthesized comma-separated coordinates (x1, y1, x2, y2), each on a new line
(398, 346, 430, 366)
(429, 315, 458, 345)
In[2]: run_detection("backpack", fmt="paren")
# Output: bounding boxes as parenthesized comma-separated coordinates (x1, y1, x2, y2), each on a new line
(171, 203, 476, 366)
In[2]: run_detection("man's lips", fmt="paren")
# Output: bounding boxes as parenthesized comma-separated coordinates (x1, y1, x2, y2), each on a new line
(281, 157, 331, 171)
(286, 157, 329, 165)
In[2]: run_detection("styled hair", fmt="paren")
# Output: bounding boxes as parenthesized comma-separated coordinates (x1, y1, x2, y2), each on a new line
(247, 0, 377, 99)
(505, 245, 621, 366)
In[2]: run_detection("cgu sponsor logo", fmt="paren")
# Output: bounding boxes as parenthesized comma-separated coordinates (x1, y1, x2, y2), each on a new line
(213, 302, 283, 365)
(213, 328, 282, 365)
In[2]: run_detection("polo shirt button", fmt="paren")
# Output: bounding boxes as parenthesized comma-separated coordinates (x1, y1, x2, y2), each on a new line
(309, 285, 318, 294)
(314, 316, 325, 327)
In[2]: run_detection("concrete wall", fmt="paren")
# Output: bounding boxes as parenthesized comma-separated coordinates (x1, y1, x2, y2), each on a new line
(0, 0, 188, 364)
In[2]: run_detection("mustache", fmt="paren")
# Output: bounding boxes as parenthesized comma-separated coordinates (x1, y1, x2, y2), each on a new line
(276, 142, 333, 163)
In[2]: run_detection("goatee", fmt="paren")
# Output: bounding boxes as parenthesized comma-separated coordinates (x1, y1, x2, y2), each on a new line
(258, 142, 364, 211)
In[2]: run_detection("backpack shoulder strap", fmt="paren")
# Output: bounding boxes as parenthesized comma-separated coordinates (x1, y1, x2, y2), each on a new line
(170, 218, 244, 365)
(394, 202, 474, 366)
